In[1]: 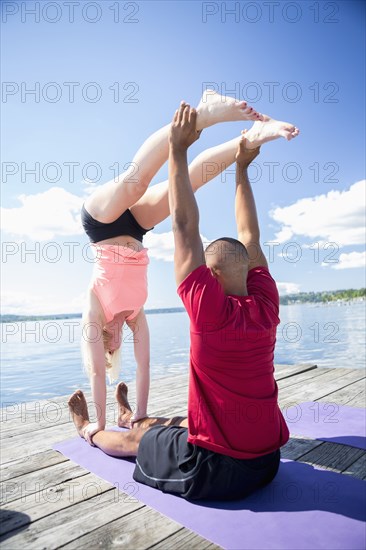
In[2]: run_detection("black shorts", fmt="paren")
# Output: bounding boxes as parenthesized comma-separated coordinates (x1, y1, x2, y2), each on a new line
(133, 425, 280, 501)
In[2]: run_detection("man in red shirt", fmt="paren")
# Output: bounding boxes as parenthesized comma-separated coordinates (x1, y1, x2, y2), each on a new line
(69, 101, 290, 500)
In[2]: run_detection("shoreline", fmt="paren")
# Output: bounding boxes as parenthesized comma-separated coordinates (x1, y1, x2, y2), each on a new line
(1, 296, 365, 323)
(0, 307, 186, 324)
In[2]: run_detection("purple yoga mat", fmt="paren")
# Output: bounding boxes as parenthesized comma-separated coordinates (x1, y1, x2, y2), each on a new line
(283, 402, 366, 449)
(53, 430, 366, 550)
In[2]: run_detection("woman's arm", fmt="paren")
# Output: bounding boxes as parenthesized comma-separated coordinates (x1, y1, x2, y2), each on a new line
(126, 308, 150, 424)
(81, 292, 108, 444)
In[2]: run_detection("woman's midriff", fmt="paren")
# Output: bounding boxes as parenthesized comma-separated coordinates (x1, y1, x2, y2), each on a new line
(94, 234, 145, 252)
(89, 240, 149, 325)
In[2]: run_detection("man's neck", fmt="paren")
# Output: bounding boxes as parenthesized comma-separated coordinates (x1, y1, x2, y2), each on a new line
(223, 282, 248, 297)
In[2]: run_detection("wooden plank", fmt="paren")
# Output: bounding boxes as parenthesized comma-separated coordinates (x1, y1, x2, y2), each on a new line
(280, 437, 324, 461)
(279, 369, 366, 405)
(278, 367, 335, 392)
(343, 454, 366, 480)
(1, 461, 88, 505)
(61, 506, 185, 550)
(0, 489, 144, 549)
(144, 390, 188, 411)
(149, 528, 222, 550)
(1, 424, 83, 464)
(0, 473, 116, 535)
(296, 441, 365, 473)
(0, 450, 67, 482)
(275, 364, 318, 381)
(344, 391, 366, 408)
(151, 407, 187, 418)
(317, 377, 366, 406)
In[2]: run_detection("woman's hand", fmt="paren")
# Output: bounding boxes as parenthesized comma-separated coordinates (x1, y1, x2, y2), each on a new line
(82, 422, 104, 446)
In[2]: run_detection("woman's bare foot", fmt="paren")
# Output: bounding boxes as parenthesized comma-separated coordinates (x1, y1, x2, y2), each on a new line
(244, 115, 300, 149)
(196, 90, 263, 130)
(68, 390, 90, 438)
(116, 382, 134, 428)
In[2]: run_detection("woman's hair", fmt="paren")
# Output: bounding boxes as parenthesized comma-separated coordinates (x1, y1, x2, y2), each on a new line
(81, 322, 122, 385)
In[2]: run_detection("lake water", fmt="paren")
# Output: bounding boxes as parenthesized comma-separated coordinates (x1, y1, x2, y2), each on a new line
(1, 302, 365, 406)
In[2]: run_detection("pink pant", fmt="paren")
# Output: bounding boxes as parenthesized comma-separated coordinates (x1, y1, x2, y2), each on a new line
(90, 244, 149, 324)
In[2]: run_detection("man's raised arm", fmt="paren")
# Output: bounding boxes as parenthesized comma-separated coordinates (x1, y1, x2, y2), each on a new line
(168, 102, 205, 286)
(235, 137, 268, 270)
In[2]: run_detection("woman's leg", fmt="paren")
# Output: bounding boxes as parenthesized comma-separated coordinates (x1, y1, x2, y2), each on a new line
(85, 123, 172, 223)
(130, 135, 242, 229)
(84, 91, 261, 224)
(125, 308, 150, 425)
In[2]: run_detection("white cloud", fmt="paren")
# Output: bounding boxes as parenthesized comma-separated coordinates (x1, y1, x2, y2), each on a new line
(275, 227, 294, 243)
(1, 187, 84, 241)
(145, 231, 209, 262)
(327, 251, 366, 270)
(1, 290, 85, 316)
(144, 231, 176, 262)
(271, 180, 365, 247)
(276, 282, 301, 296)
(82, 179, 99, 196)
(1, 292, 41, 316)
(69, 291, 87, 311)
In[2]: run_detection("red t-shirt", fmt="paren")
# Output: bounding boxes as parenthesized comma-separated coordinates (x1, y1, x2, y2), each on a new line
(177, 265, 289, 459)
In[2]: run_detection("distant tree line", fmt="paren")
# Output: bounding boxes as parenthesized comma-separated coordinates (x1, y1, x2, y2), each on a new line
(280, 288, 366, 305)
(0, 308, 186, 323)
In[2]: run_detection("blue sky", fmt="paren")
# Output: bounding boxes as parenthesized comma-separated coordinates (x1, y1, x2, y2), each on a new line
(1, 0, 365, 314)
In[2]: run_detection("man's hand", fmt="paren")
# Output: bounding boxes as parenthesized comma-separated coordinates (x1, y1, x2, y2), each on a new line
(235, 132, 260, 166)
(169, 101, 202, 151)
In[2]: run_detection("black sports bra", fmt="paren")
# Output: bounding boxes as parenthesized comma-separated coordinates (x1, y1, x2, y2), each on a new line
(81, 204, 153, 243)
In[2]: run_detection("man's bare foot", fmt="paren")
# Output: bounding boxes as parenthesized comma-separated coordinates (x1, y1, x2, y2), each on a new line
(68, 390, 90, 438)
(196, 90, 263, 130)
(116, 382, 134, 428)
(244, 115, 300, 149)
(130, 413, 149, 427)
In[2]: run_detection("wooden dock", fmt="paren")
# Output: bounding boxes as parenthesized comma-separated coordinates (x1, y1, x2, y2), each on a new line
(1, 364, 365, 549)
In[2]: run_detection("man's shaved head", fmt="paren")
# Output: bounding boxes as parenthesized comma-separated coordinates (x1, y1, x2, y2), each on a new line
(205, 237, 249, 275)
